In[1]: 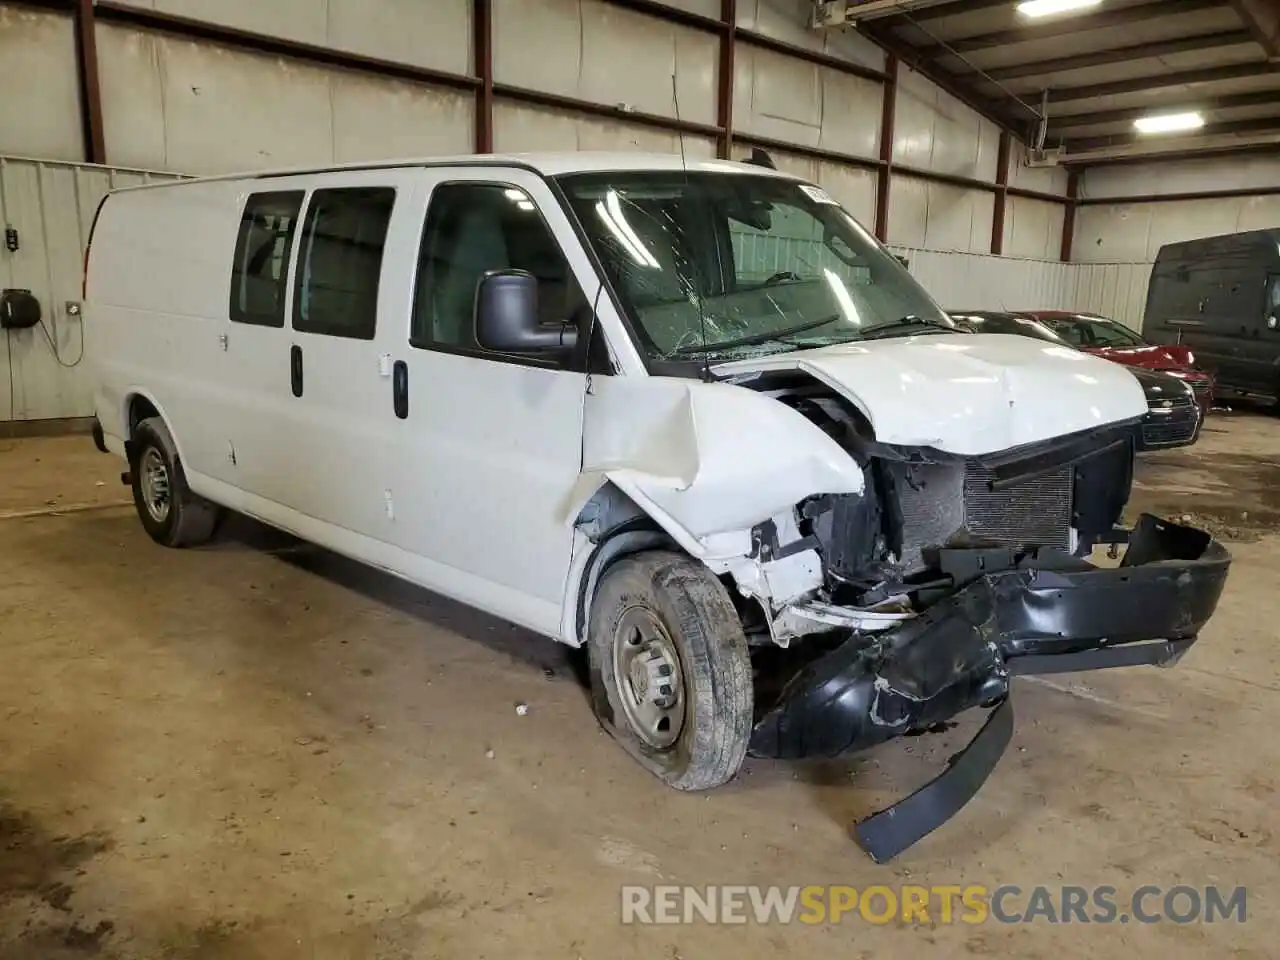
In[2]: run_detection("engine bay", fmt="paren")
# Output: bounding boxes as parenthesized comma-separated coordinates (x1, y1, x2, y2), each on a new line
(747, 374, 1139, 622)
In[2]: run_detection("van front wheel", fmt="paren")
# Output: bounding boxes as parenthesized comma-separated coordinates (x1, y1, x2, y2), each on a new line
(129, 417, 220, 548)
(588, 551, 752, 791)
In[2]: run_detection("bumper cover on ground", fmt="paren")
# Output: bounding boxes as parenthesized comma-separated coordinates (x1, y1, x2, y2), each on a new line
(749, 514, 1231, 862)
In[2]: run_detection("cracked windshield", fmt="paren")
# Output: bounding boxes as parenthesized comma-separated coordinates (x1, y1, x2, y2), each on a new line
(558, 171, 953, 362)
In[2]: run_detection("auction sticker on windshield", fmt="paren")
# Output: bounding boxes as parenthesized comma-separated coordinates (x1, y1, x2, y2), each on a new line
(798, 185, 837, 204)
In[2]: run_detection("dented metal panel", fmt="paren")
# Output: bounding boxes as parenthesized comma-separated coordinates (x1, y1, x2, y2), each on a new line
(494, 0, 719, 126)
(493, 103, 716, 158)
(892, 66, 999, 182)
(106, 0, 474, 71)
(886, 176, 994, 254)
(732, 44, 881, 157)
(0, 156, 184, 424)
(96, 24, 473, 175)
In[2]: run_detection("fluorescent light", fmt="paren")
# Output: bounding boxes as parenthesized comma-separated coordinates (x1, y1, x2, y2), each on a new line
(1133, 112, 1206, 135)
(1016, 0, 1102, 18)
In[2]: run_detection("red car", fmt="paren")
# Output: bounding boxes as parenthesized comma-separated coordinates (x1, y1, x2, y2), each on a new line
(1018, 311, 1215, 412)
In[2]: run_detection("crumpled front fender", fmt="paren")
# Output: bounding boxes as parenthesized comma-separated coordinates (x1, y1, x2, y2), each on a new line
(569, 376, 865, 557)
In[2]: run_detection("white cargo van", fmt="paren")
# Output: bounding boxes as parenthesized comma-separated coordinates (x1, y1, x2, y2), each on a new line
(86, 153, 1230, 861)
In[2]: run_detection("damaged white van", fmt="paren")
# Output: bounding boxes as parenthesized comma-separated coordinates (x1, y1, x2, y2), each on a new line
(86, 152, 1231, 861)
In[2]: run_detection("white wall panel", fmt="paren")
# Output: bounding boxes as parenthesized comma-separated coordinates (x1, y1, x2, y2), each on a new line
(1004, 196, 1064, 261)
(892, 66, 999, 181)
(736, 0, 886, 72)
(0, 157, 184, 422)
(651, 0, 721, 16)
(1009, 151, 1067, 196)
(1082, 156, 1280, 200)
(330, 75, 473, 162)
(109, 0, 473, 73)
(887, 175, 993, 254)
(758, 151, 877, 225)
(1069, 156, 1280, 326)
(0, 6, 83, 162)
(494, 0, 718, 126)
(326, 0, 472, 75)
(1073, 196, 1280, 263)
(493, 102, 716, 158)
(888, 246, 1072, 313)
(98, 27, 470, 174)
(733, 45, 880, 157)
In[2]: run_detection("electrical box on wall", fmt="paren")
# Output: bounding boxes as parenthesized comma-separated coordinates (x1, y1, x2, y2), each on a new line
(0, 289, 41, 330)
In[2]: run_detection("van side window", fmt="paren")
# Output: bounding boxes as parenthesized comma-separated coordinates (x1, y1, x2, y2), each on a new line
(230, 191, 303, 327)
(292, 187, 396, 340)
(411, 183, 585, 353)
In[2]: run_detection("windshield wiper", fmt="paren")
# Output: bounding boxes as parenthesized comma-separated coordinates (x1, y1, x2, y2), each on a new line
(671, 314, 843, 355)
(851, 315, 955, 341)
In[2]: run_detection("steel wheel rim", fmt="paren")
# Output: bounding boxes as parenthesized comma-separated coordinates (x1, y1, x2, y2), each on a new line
(139, 447, 171, 524)
(612, 605, 685, 749)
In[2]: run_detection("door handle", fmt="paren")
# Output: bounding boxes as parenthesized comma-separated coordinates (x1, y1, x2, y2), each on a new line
(290, 344, 303, 397)
(393, 360, 408, 419)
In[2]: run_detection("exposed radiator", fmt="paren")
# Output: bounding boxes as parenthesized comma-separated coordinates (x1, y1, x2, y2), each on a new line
(963, 462, 1072, 552)
(894, 460, 1072, 569)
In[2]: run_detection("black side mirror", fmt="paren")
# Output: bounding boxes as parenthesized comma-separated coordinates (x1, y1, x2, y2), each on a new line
(475, 270, 579, 353)
(0, 289, 40, 330)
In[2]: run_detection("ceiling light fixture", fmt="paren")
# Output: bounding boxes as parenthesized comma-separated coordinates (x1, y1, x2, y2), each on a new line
(1016, 0, 1103, 18)
(1133, 112, 1206, 134)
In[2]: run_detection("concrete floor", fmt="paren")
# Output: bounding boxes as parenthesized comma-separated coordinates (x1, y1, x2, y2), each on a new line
(0, 417, 1276, 959)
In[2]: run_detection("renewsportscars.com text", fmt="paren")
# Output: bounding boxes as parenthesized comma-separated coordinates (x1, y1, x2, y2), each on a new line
(620, 884, 1247, 926)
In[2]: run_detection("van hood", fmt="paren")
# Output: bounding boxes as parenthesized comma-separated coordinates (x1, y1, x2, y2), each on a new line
(713, 333, 1148, 456)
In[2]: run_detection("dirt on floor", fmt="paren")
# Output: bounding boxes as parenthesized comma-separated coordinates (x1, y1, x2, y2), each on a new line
(0, 419, 1276, 959)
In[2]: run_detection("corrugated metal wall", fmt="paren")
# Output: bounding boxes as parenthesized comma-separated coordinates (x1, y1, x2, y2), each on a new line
(892, 247, 1154, 332)
(0, 155, 184, 422)
(1067, 262, 1153, 331)
(890, 246, 1074, 313)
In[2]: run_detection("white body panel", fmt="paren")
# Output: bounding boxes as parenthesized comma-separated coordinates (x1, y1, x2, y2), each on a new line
(86, 151, 1146, 647)
(714, 333, 1149, 455)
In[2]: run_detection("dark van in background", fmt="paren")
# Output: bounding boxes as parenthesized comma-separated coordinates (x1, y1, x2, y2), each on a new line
(1144, 229, 1280, 402)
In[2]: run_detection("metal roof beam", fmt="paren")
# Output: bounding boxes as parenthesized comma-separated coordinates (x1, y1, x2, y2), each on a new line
(1049, 89, 1280, 130)
(1230, 0, 1280, 57)
(1048, 60, 1279, 105)
(979, 30, 1256, 82)
(921, 0, 1220, 55)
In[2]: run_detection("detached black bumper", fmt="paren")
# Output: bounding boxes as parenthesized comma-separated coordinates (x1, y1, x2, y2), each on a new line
(749, 514, 1230, 862)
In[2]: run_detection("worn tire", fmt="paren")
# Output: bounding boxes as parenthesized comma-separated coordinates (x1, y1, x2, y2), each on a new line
(587, 550, 752, 791)
(129, 417, 221, 548)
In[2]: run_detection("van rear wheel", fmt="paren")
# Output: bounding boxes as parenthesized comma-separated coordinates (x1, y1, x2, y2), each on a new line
(129, 417, 220, 548)
(587, 550, 752, 791)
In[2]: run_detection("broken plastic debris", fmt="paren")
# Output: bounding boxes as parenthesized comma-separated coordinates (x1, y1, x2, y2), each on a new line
(515, 703, 529, 716)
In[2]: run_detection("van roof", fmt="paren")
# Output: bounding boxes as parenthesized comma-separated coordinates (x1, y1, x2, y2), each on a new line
(1157, 228, 1280, 260)
(107, 152, 803, 193)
